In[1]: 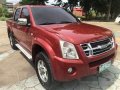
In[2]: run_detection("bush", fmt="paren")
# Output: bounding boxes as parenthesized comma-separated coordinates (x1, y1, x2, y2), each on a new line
(0, 6, 9, 21)
(0, 17, 7, 21)
(0, 7, 10, 18)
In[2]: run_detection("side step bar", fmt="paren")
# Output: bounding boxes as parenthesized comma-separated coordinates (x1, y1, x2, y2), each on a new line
(15, 44, 32, 60)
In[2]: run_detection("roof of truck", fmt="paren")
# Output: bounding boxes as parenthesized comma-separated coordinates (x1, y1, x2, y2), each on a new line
(20, 5, 59, 8)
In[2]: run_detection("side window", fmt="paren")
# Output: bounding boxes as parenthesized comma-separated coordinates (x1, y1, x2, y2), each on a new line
(14, 8, 21, 21)
(20, 8, 30, 23)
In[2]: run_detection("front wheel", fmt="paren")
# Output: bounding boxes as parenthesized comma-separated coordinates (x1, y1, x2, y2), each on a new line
(35, 52, 56, 89)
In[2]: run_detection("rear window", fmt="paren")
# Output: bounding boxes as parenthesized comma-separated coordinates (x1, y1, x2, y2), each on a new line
(31, 7, 78, 25)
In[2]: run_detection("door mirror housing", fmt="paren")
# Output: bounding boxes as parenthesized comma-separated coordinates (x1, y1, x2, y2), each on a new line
(17, 18, 27, 26)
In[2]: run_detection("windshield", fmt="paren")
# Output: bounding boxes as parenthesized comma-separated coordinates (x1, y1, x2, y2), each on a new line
(31, 7, 79, 25)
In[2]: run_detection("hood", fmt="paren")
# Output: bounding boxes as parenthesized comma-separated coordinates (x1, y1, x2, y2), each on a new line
(40, 23, 113, 44)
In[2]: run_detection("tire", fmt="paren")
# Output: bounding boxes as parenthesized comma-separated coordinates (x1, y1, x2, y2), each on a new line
(9, 33, 18, 50)
(35, 52, 56, 89)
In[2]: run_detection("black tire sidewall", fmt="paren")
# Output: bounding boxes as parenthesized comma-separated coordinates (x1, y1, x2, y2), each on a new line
(9, 33, 18, 50)
(35, 52, 53, 89)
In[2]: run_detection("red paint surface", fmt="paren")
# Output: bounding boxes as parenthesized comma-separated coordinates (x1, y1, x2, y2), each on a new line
(6, 5, 117, 81)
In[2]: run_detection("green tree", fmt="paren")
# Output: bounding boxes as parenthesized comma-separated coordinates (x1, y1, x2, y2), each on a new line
(106, 0, 112, 21)
(81, 0, 93, 19)
(93, 0, 107, 15)
(0, 6, 9, 17)
(81, 0, 112, 20)
(20, 0, 120, 20)
(93, 0, 120, 20)
(20, 0, 48, 5)
(111, 0, 120, 19)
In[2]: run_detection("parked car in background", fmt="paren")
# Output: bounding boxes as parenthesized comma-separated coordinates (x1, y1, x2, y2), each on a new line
(115, 14, 120, 24)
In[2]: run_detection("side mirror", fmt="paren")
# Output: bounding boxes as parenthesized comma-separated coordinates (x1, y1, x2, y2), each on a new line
(17, 18, 27, 26)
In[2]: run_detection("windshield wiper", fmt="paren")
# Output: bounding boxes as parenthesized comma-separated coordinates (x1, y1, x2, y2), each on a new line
(39, 21, 75, 25)
(58, 21, 74, 24)
(39, 22, 57, 25)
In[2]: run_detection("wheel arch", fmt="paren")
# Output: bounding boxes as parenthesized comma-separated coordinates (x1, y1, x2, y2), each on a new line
(32, 44, 45, 63)
(32, 41, 56, 79)
(32, 38, 55, 64)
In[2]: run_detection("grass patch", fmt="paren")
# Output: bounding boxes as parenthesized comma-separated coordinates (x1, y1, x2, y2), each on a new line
(0, 17, 8, 21)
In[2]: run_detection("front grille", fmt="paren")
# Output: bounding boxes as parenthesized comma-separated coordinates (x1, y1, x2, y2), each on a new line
(81, 37, 114, 56)
(89, 53, 114, 68)
(91, 38, 110, 47)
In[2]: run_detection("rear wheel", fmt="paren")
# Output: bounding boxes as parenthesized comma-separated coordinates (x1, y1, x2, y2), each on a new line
(35, 52, 56, 89)
(9, 33, 18, 50)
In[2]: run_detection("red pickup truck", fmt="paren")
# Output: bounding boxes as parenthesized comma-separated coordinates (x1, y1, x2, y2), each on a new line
(6, 5, 117, 89)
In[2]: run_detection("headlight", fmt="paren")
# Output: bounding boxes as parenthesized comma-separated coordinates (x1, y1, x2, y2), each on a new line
(60, 40, 79, 59)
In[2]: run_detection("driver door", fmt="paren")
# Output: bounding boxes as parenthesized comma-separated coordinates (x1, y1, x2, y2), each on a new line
(18, 7, 32, 52)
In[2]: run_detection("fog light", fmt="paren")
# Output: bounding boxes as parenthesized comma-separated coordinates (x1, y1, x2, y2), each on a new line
(68, 68, 73, 73)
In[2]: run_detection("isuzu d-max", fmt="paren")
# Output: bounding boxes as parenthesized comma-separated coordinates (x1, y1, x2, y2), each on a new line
(6, 5, 117, 89)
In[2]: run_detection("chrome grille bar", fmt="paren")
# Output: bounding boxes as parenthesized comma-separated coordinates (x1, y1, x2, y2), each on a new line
(81, 37, 114, 57)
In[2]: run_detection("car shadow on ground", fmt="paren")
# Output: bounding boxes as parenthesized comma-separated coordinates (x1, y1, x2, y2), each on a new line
(19, 52, 120, 90)
(20, 52, 35, 68)
(51, 64, 120, 90)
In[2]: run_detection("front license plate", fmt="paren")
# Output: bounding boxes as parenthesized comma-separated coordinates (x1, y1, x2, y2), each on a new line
(99, 60, 112, 73)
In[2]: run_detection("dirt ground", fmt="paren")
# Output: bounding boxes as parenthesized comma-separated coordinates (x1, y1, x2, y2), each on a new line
(0, 21, 35, 87)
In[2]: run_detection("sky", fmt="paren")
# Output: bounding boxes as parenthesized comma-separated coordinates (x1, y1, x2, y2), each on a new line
(6, 0, 21, 4)
(6, 0, 68, 5)
(46, 0, 68, 5)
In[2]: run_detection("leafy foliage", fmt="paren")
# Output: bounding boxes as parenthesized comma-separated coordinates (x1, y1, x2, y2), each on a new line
(0, 7, 9, 17)
(20, 0, 48, 5)
(0, 16, 7, 21)
(111, 0, 120, 18)
(69, 0, 120, 20)
(20, 0, 120, 20)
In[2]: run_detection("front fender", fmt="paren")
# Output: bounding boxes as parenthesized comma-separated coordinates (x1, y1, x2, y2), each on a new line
(32, 37, 58, 79)
(32, 37, 55, 60)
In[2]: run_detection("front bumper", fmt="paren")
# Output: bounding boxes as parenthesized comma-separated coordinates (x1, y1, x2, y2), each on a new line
(51, 44, 117, 81)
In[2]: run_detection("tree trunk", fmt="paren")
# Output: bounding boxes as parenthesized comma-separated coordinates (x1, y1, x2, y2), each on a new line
(106, 0, 112, 21)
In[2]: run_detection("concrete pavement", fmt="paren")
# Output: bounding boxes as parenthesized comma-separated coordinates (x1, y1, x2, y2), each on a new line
(1, 61, 120, 90)
(0, 21, 36, 87)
